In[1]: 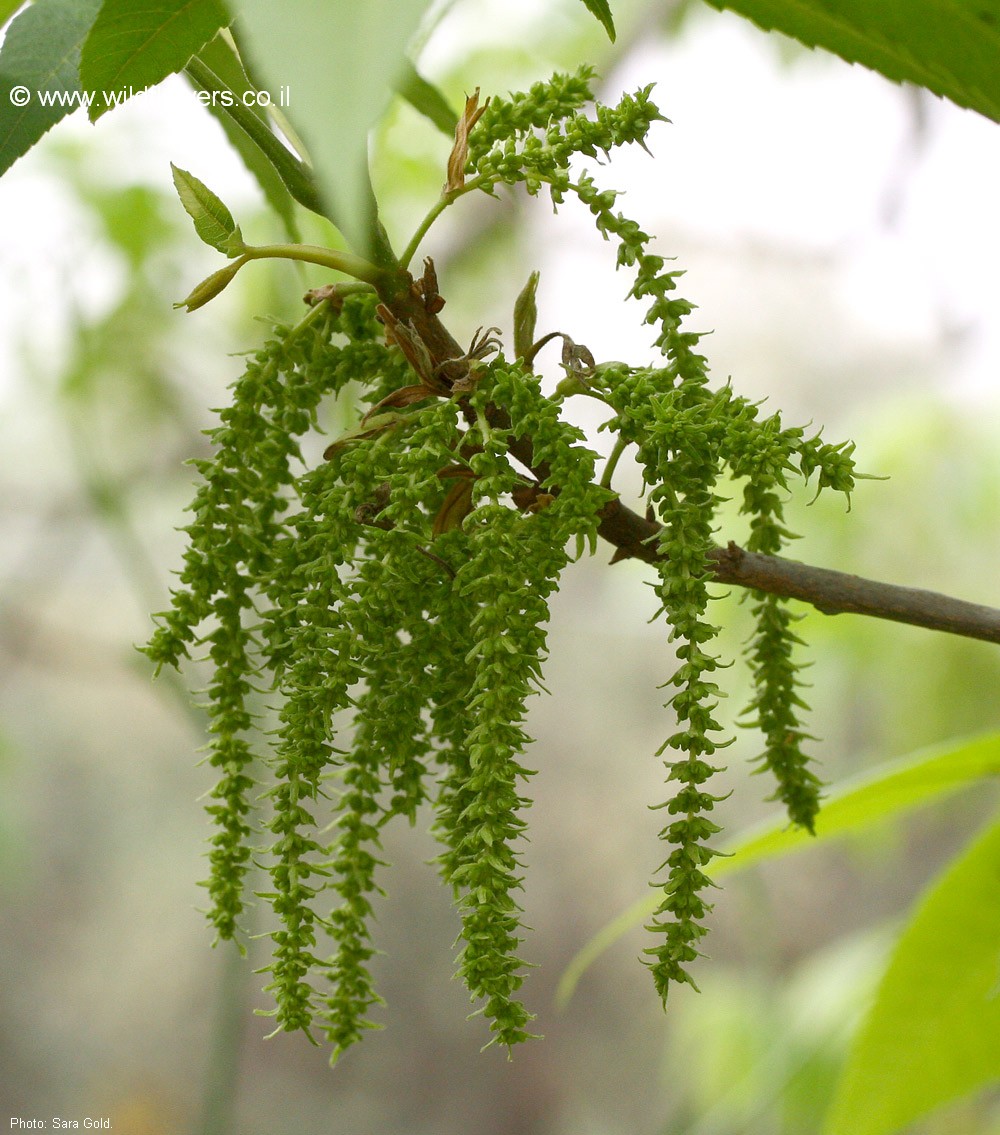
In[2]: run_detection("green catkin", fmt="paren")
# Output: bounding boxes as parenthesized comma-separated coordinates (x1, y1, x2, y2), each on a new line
(147, 71, 859, 1055)
(448, 509, 543, 1048)
(146, 306, 349, 941)
(733, 415, 821, 831)
(434, 363, 610, 1047)
(314, 404, 462, 1052)
(467, 66, 599, 167)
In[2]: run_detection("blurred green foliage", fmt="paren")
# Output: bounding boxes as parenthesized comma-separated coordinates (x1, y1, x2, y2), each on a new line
(1, 1, 999, 1132)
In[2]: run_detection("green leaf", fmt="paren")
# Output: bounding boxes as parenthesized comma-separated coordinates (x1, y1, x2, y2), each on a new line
(0, 0, 103, 178)
(229, 0, 432, 250)
(174, 257, 244, 311)
(79, 0, 230, 122)
(187, 32, 300, 240)
(395, 60, 457, 136)
(705, 0, 1000, 125)
(556, 731, 1000, 1007)
(170, 163, 242, 254)
(0, 1, 27, 31)
(578, 0, 616, 42)
(715, 730, 1000, 876)
(824, 814, 1000, 1135)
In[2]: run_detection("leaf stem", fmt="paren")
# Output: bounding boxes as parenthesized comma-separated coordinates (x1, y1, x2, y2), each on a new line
(243, 243, 383, 285)
(600, 435, 631, 490)
(399, 176, 493, 270)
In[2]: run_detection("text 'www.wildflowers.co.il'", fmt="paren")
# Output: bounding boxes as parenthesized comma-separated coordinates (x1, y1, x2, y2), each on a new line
(7, 85, 291, 109)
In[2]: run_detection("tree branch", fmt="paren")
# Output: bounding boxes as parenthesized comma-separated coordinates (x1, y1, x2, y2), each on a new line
(596, 496, 1000, 646)
(367, 270, 1000, 650)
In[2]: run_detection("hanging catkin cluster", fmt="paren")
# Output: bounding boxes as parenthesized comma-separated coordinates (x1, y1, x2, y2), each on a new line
(146, 65, 857, 1058)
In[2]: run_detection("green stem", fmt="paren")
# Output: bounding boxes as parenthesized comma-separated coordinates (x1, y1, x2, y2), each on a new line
(243, 243, 383, 286)
(600, 435, 631, 491)
(399, 175, 493, 270)
(288, 294, 336, 337)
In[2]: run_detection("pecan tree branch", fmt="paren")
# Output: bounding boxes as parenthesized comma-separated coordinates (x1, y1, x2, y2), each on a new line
(595, 496, 1000, 646)
(370, 272, 1000, 649)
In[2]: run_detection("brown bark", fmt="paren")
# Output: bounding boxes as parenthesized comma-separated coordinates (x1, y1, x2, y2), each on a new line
(596, 497, 1000, 645)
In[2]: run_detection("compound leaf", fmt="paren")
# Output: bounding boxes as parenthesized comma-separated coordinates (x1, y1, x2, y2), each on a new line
(0, 0, 103, 178)
(80, 0, 230, 122)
